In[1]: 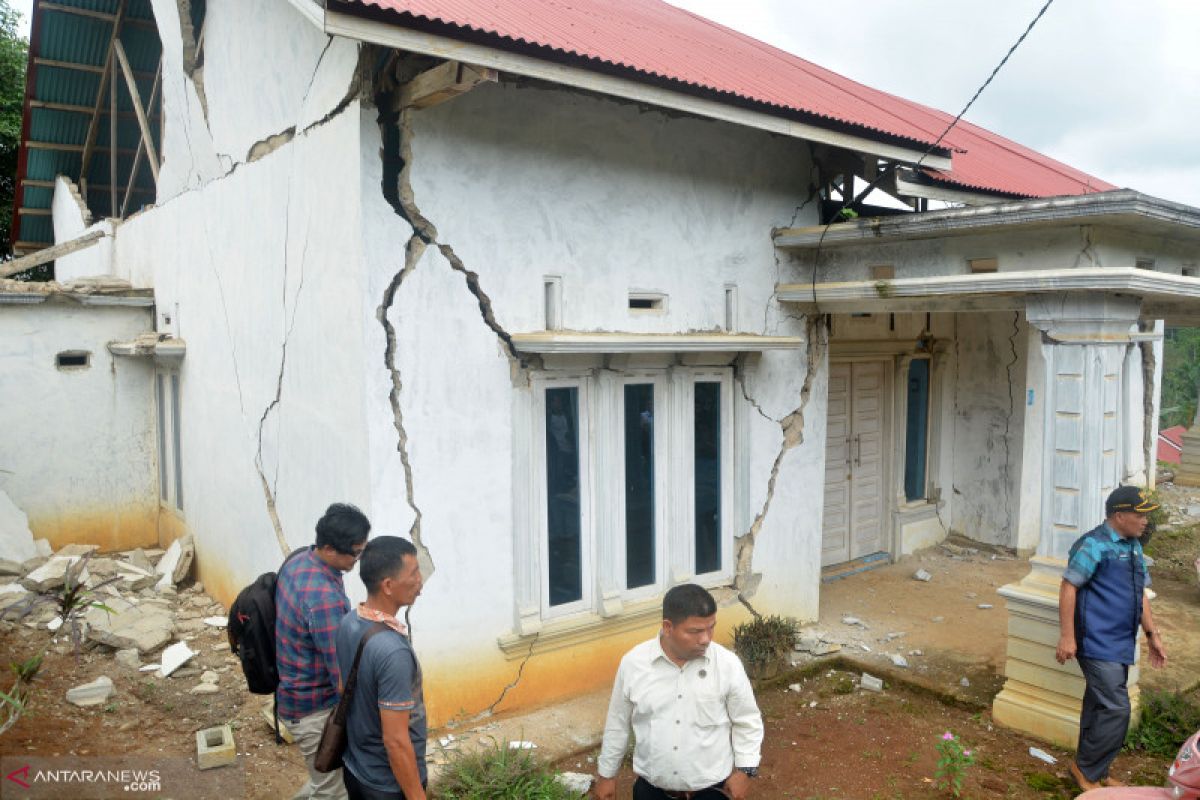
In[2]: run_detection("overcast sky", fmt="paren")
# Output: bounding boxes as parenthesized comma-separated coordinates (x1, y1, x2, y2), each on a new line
(11, 0, 1200, 207)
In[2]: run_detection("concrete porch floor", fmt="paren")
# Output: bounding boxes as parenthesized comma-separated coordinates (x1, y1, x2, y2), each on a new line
(427, 538, 1200, 776)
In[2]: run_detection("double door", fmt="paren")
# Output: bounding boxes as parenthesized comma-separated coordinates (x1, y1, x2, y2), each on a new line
(821, 361, 886, 566)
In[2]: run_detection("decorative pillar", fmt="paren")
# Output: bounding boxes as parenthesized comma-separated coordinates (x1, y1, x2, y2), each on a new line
(992, 293, 1142, 748)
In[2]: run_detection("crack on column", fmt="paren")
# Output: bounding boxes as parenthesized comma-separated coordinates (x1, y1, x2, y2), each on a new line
(765, 166, 820, 335)
(1071, 224, 1101, 269)
(472, 634, 539, 723)
(1139, 333, 1157, 483)
(1001, 311, 1020, 543)
(732, 316, 826, 598)
(736, 370, 777, 425)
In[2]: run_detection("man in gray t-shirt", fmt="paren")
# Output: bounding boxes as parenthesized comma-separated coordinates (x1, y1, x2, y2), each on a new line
(335, 537, 426, 800)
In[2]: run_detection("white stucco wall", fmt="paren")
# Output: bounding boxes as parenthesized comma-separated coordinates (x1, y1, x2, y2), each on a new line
(50, 178, 115, 282)
(0, 300, 157, 550)
(950, 311, 1028, 546)
(114, 102, 372, 603)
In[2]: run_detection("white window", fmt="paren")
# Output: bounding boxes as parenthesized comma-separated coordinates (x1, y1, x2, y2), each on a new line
(156, 369, 184, 513)
(528, 367, 734, 620)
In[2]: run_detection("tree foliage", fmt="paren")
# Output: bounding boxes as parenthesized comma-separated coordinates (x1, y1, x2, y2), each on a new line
(1160, 328, 1200, 429)
(0, 0, 27, 262)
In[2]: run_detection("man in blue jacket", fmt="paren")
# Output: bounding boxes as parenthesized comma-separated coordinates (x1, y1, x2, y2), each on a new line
(1056, 485, 1168, 791)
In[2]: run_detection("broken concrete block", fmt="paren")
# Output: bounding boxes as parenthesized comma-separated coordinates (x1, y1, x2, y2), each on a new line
(196, 725, 236, 770)
(977, 603, 994, 610)
(555, 772, 593, 795)
(889, 654, 909, 668)
(157, 640, 196, 677)
(0, 488, 38, 563)
(203, 616, 227, 628)
(114, 649, 141, 670)
(189, 683, 220, 695)
(85, 597, 173, 654)
(913, 568, 933, 582)
(860, 673, 884, 692)
(0, 559, 24, 577)
(200, 670, 219, 685)
(115, 562, 157, 591)
(842, 616, 865, 627)
(21, 556, 88, 593)
(66, 675, 114, 707)
(154, 535, 194, 591)
(125, 549, 154, 572)
(811, 642, 841, 656)
(0, 582, 31, 612)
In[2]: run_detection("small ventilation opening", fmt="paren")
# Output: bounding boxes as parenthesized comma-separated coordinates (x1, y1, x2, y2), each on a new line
(1183, 267, 1197, 278)
(1135, 257, 1155, 271)
(56, 350, 90, 370)
(628, 293, 665, 312)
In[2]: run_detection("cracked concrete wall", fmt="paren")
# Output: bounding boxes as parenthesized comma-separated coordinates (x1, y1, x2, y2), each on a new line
(950, 311, 1028, 546)
(50, 177, 115, 282)
(144, 0, 360, 212)
(0, 303, 158, 552)
(114, 103, 372, 605)
(359, 80, 822, 722)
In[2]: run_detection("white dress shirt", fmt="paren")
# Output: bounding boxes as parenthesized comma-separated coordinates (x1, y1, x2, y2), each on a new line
(598, 636, 763, 791)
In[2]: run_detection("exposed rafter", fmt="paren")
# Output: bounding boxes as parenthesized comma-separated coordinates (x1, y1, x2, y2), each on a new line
(80, 0, 127, 199)
(113, 40, 159, 183)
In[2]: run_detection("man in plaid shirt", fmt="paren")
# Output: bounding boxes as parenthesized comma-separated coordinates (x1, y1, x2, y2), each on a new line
(276, 503, 371, 799)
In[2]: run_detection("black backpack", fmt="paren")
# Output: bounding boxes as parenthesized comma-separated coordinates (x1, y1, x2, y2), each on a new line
(228, 548, 303, 738)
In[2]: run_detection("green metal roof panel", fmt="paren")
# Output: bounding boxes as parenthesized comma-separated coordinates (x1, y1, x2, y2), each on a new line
(14, 0, 163, 248)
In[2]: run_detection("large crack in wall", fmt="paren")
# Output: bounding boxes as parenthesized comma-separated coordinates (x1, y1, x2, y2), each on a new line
(731, 315, 827, 613)
(1001, 310, 1021, 541)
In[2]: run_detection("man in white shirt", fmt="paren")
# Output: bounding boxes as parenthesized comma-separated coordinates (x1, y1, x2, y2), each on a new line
(595, 584, 764, 800)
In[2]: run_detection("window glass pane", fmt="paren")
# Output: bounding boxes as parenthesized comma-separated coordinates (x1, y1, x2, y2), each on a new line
(171, 374, 184, 511)
(904, 360, 930, 502)
(624, 383, 655, 589)
(545, 387, 582, 606)
(694, 382, 722, 574)
(156, 374, 168, 502)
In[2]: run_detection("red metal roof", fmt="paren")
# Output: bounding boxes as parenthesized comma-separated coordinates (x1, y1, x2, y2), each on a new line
(337, 0, 1116, 199)
(1158, 425, 1186, 465)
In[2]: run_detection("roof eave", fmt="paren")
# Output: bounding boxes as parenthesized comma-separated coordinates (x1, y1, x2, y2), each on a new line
(322, 3, 954, 170)
(773, 189, 1200, 248)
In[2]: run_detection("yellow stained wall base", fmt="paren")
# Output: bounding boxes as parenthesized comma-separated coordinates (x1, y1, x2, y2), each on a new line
(28, 505, 159, 554)
(993, 557, 1141, 750)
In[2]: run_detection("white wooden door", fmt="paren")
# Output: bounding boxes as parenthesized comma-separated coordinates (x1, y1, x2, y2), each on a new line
(821, 361, 886, 566)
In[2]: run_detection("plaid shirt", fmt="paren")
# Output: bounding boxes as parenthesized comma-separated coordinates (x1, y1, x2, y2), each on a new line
(275, 547, 350, 722)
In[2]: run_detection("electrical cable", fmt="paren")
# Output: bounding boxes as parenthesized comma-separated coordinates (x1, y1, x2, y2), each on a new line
(807, 0, 1057, 303)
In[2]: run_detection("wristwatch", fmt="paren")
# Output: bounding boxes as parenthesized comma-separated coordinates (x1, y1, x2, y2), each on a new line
(737, 767, 759, 779)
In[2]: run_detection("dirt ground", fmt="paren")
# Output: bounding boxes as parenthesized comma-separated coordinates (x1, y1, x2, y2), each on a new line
(566, 668, 1184, 800)
(2, 487, 1198, 799)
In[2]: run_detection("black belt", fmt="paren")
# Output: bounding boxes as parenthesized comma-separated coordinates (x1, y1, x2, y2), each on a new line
(637, 776, 730, 799)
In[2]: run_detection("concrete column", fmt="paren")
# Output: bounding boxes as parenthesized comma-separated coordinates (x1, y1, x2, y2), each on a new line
(992, 293, 1142, 748)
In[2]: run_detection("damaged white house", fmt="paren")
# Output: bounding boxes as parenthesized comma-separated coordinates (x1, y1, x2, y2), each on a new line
(5, 0, 1200, 738)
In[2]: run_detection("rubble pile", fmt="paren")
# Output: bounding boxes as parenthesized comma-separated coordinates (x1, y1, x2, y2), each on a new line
(0, 534, 244, 701)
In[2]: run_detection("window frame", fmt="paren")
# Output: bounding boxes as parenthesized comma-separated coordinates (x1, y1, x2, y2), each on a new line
(685, 369, 735, 586)
(902, 356, 933, 504)
(532, 374, 595, 620)
(156, 368, 185, 514)
(615, 371, 670, 602)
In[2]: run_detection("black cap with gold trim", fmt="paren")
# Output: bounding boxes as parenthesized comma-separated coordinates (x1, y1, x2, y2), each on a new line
(1105, 485, 1159, 517)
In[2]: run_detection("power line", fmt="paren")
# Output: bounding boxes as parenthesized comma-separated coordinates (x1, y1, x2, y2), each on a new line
(808, 0, 1057, 303)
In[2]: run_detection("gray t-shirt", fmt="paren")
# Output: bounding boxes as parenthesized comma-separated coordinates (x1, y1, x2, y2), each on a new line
(335, 613, 427, 791)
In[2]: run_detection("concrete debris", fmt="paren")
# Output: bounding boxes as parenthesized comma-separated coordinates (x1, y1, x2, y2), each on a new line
(190, 682, 220, 694)
(913, 569, 933, 582)
(931, 616, 945, 623)
(885, 632, 906, 641)
(0, 488, 38, 563)
(508, 741, 537, 750)
(21, 556, 89, 593)
(200, 669, 220, 685)
(158, 641, 196, 677)
(0, 559, 24, 576)
(46, 616, 63, 632)
(889, 654, 909, 668)
(0, 583, 31, 612)
(960, 677, 971, 688)
(196, 725, 236, 770)
(85, 597, 174, 654)
(909, 650, 923, 657)
(154, 535, 194, 591)
(20, 556, 48, 574)
(34, 539, 52, 558)
(1028, 747, 1057, 765)
(860, 673, 884, 692)
(139, 664, 161, 672)
(115, 649, 142, 670)
(203, 616, 228, 628)
(859, 643, 871, 652)
(125, 548, 154, 572)
(977, 603, 994, 610)
(841, 616, 865, 627)
(788, 683, 802, 692)
(555, 772, 593, 795)
(811, 641, 841, 656)
(66, 675, 114, 707)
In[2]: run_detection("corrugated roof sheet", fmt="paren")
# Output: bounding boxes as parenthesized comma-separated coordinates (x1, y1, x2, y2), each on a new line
(13, 0, 161, 250)
(337, 0, 1115, 199)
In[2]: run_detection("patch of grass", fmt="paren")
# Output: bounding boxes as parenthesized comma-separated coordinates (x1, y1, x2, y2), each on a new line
(435, 741, 577, 800)
(1024, 771, 1073, 797)
(1126, 689, 1200, 757)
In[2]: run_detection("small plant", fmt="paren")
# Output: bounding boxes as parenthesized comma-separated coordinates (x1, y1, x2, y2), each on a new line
(8, 552, 119, 656)
(1126, 689, 1200, 757)
(933, 731, 975, 798)
(434, 740, 578, 799)
(731, 615, 798, 679)
(0, 653, 42, 737)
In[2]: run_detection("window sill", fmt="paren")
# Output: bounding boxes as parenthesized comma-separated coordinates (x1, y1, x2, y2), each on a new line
(896, 501, 939, 520)
(497, 598, 664, 661)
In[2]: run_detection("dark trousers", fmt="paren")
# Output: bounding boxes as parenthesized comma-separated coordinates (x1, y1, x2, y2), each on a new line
(1076, 657, 1131, 782)
(343, 766, 426, 800)
(633, 776, 728, 799)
